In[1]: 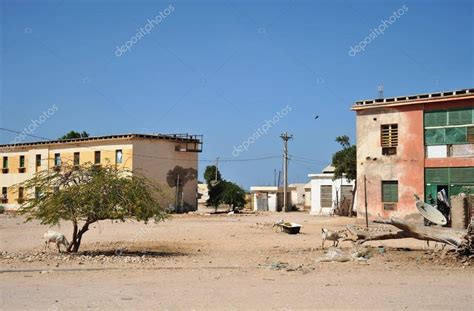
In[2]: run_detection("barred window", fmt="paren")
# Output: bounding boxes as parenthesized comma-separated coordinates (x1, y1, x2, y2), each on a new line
(381, 124, 398, 155)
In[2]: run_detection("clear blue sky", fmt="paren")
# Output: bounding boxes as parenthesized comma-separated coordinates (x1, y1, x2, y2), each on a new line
(1, 0, 473, 189)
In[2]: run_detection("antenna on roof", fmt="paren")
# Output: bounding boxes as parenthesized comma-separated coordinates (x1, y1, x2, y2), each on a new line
(378, 85, 384, 99)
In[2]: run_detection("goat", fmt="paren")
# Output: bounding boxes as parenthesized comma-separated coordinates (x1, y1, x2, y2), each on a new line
(43, 230, 69, 253)
(321, 228, 346, 249)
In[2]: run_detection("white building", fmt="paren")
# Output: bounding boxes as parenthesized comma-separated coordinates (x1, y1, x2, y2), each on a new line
(197, 182, 209, 205)
(288, 183, 311, 210)
(308, 165, 355, 215)
(250, 186, 283, 212)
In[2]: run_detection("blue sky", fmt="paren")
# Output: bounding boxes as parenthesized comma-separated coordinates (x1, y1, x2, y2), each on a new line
(1, 0, 473, 189)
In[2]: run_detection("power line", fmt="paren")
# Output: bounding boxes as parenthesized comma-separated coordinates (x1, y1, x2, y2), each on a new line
(0, 127, 53, 141)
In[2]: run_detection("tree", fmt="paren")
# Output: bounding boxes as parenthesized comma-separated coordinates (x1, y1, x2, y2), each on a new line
(204, 165, 223, 211)
(18, 163, 168, 252)
(331, 135, 357, 216)
(220, 181, 246, 212)
(60, 131, 90, 140)
(204, 165, 221, 184)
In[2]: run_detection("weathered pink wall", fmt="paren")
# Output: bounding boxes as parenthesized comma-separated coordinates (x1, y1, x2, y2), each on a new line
(356, 104, 424, 221)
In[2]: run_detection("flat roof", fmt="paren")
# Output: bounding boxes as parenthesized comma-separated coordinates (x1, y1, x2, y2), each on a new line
(250, 186, 282, 192)
(0, 133, 202, 149)
(352, 88, 474, 111)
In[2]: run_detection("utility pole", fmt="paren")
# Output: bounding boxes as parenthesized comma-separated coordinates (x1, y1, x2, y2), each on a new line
(214, 157, 220, 183)
(280, 132, 293, 212)
(175, 173, 181, 213)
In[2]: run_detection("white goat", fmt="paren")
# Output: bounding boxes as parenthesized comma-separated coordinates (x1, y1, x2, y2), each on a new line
(321, 228, 345, 249)
(43, 230, 69, 253)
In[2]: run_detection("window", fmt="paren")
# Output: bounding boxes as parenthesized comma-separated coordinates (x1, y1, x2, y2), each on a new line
(19, 155, 26, 173)
(382, 181, 398, 202)
(2, 156, 8, 173)
(74, 152, 80, 166)
(320, 185, 333, 208)
(448, 108, 473, 126)
(381, 124, 398, 155)
(424, 108, 474, 146)
(468, 127, 474, 143)
(1, 187, 7, 203)
(54, 153, 61, 167)
(35, 187, 41, 199)
(18, 187, 24, 203)
(115, 150, 123, 164)
(94, 151, 101, 165)
(424, 110, 447, 127)
(36, 154, 41, 167)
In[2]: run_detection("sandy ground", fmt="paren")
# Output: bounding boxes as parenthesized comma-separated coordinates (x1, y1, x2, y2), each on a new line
(0, 210, 473, 310)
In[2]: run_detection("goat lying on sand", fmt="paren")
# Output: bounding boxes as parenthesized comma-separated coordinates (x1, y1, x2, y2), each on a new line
(321, 228, 348, 249)
(43, 230, 69, 252)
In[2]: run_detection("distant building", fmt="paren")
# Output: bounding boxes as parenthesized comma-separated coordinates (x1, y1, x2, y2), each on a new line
(197, 182, 209, 205)
(250, 186, 283, 212)
(289, 183, 307, 207)
(352, 88, 474, 220)
(308, 165, 355, 215)
(0, 133, 203, 212)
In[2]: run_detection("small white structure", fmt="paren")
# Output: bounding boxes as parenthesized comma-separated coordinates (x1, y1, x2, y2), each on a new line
(250, 186, 283, 212)
(304, 182, 311, 209)
(289, 183, 306, 207)
(197, 183, 209, 205)
(287, 183, 312, 210)
(308, 165, 355, 215)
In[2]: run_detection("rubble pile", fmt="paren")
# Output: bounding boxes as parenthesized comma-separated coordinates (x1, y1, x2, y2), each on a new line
(1, 250, 169, 265)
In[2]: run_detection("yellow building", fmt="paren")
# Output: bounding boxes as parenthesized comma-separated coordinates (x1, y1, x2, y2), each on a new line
(0, 133, 202, 212)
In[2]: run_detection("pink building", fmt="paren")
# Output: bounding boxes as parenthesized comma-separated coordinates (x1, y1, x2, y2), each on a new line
(352, 88, 474, 220)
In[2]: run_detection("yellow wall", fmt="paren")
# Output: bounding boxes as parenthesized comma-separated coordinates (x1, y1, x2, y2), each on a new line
(1, 137, 199, 211)
(1, 139, 134, 210)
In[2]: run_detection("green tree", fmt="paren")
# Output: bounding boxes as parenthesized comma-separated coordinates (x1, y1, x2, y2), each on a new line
(204, 165, 223, 211)
(204, 165, 221, 184)
(220, 181, 246, 212)
(60, 131, 90, 140)
(331, 135, 357, 216)
(18, 163, 168, 252)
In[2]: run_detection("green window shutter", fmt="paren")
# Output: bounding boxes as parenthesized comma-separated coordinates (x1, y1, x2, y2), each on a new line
(425, 128, 445, 145)
(445, 127, 467, 144)
(425, 168, 449, 184)
(468, 127, 474, 143)
(450, 167, 474, 184)
(382, 181, 398, 202)
(424, 110, 447, 127)
(448, 108, 473, 126)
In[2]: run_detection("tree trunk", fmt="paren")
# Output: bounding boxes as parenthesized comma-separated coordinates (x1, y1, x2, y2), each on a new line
(67, 221, 78, 252)
(373, 217, 466, 247)
(348, 182, 357, 218)
(70, 221, 91, 252)
(348, 217, 472, 255)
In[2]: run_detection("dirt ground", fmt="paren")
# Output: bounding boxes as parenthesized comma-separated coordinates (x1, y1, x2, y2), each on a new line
(1, 209, 473, 310)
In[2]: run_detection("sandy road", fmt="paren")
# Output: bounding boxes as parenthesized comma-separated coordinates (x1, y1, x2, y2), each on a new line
(1, 212, 473, 310)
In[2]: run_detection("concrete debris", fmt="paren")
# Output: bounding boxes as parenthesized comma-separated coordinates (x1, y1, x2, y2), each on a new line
(316, 246, 372, 262)
(0, 251, 167, 264)
(269, 262, 288, 270)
